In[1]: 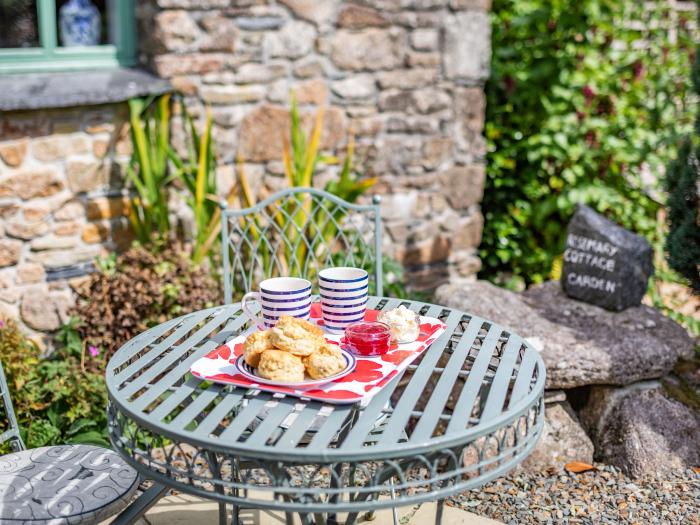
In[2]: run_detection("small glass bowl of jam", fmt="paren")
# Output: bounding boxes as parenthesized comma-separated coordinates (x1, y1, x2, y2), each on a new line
(344, 322, 391, 357)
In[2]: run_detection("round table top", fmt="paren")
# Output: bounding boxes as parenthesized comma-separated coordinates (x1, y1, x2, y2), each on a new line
(106, 296, 545, 514)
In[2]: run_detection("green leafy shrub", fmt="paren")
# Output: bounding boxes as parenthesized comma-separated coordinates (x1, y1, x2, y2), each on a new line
(72, 242, 221, 361)
(0, 318, 108, 449)
(665, 8, 700, 296)
(481, 0, 696, 286)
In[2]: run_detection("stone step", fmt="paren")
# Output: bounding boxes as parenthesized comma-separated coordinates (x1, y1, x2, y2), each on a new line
(102, 493, 504, 525)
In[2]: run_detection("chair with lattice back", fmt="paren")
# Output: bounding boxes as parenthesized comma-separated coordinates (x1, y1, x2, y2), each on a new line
(0, 359, 167, 525)
(220, 187, 383, 303)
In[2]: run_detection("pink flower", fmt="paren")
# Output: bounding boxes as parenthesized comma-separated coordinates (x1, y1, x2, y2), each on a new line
(88, 345, 100, 357)
(0, 319, 4, 328)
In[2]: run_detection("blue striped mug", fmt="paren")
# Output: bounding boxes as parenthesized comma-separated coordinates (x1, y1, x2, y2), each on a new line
(319, 267, 369, 334)
(241, 277, 312, 329)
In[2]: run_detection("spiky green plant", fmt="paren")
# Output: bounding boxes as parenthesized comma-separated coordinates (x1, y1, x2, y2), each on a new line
(126, 95, 173, 245)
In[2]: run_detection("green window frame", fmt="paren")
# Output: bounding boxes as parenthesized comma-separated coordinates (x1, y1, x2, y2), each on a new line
(0, 0, 136, 74)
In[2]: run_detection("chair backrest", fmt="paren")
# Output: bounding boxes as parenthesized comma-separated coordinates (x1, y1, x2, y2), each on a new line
(220, 187, 383, 303)
(0, 360, 25, 452)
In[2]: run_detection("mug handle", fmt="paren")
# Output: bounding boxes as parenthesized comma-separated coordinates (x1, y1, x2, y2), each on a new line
(241, 291, 266, 329)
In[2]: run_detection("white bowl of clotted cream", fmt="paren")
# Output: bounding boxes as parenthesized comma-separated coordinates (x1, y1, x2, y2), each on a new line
(377, 305, 421, 344)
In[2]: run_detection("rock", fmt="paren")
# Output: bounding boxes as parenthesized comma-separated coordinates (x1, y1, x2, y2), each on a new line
(434, 280, 695, 389)
(199, 12, 237, 53)
(443, 11, 490, 81)
(0, 139, 28, 167)
(86, 196, 130, 220)
(376, 68, 437, 89)
(421, 136, 453, 170)
(20, 285, 60, 331)
(386, 115, 438, 134)
(394, 235, 451, 266)
(266, 79, 291, 103)
(22, 202, 51, 222)
(407, 51, 441, 67)
(81, 223, 110, 244)
(294, 78, 328, 105)
(450, 0, 491, 9)
(378, 90, 414, 112)
(580, 382, 700, 478)
(520, 399, 594, 472)
(263, 20, 316, 59)
(31, 134, 90, 161)
(238, 105, 345, 162)
(561, 204, 654, 311)
(54, 199, 85, 221)
(279, 0, 335, 27)
(153, 10, 202, 52)
(53, 221, 81, 237)
(451, 211, 483, 249)
(331, 75, 376, 100)
(16, 263, 45, 284)
(336, 4, 390, 29)
(30, 235, 80, 251)
(26, 246, 100, 269)
(6, 218, 49, 240)
(413, 88, 451, 114)
(293, 57, 325, 78)
(235, 62, 287, 84)
(66, 160, 110, 193)
(454, 86, 488, 158)
(410, 28, 439, 51)
(438, 165, 485, 209)
(0, 169, 64, 199)
(330, 29, 404, 71)
(0, 203, 19, 219)
(0, 239, 22, 267)
(153, 53, 226, 77)
(199, 84, 266, 104)
(51, 289, 75, 325)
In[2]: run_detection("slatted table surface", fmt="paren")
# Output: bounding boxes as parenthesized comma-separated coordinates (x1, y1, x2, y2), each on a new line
(106, 297, 545, 523)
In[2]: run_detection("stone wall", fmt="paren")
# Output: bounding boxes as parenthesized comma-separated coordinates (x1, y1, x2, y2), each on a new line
(0, 0, 490, 339)
(0, 105, 133, 339)
(140, 0, 491, 290)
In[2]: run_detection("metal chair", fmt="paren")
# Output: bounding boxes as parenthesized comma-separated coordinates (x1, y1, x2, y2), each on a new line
(220, 187, 383, 302)
(0, 360, 166, 525)
(219, 188, 396, 525)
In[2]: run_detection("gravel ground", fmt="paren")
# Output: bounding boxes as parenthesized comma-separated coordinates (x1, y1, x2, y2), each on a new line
(448, 464, 700, 525)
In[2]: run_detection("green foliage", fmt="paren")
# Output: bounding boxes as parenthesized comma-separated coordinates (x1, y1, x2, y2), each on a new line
(665, 6, 700, 296)
(481, 0, 696, 285)
(0, 318, 109, 450)
(126, 95, 173, 245)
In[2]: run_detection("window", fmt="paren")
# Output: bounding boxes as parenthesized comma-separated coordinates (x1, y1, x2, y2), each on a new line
(0, 0, 135, 74)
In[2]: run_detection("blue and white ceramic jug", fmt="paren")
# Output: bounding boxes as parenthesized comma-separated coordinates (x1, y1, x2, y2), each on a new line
(59, 0, 101, 47)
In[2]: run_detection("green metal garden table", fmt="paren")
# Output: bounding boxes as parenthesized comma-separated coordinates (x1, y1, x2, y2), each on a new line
(106, 296, 545, 525)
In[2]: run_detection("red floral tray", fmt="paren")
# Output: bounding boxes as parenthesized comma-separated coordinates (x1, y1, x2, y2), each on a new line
(190, 304, 447, 405)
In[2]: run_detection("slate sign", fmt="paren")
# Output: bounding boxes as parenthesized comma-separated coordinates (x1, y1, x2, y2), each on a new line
(561, 204, 654, 311)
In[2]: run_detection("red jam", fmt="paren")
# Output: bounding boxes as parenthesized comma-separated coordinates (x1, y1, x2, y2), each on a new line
(344, 322, 391, 357)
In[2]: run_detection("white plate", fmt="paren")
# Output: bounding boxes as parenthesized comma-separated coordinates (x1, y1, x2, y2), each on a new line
(235, 349, 356, 388)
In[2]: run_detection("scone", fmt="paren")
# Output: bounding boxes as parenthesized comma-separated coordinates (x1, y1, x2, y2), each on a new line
(243, 330, 274, 367)
(256, 349, 305, 382)
(304, 343, 346, 379)
(270, 315, 324, 357)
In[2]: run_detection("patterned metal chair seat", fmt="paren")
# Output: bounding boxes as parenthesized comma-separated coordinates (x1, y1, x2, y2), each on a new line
(0, 445, 139, 525)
